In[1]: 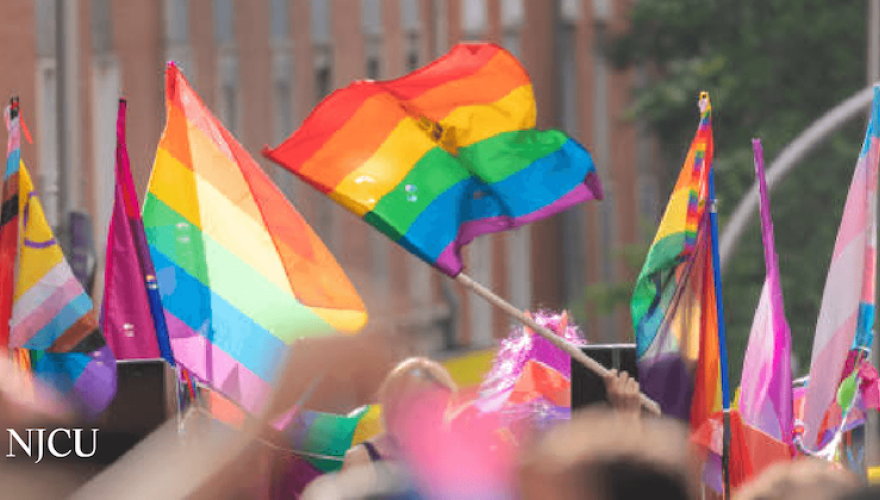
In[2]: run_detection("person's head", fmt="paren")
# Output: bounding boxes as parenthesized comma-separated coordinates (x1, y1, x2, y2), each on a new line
(518, 408, 698, 500)
(733, 458, 860, 500)
(377, 357, 457, 437)
(840, 485, 880, 500)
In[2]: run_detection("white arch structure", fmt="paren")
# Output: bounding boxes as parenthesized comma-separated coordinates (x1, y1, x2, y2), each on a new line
(719, 84, 878, 272)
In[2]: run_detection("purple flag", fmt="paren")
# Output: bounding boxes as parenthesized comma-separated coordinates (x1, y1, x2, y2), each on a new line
(102, 99, 163, 360)
(739, 139, 793, 446)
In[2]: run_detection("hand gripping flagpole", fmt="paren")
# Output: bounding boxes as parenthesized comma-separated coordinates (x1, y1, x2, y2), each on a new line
(455, 273, 662, 415)
(708, 165, 733, 499)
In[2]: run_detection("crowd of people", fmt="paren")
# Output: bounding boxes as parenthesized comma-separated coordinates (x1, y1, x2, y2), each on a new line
(295, 357, 877, 500)
(2, 351, 879, 499)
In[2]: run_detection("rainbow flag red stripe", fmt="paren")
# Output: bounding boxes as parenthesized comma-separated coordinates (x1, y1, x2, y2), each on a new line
(263, 43, 602, 276)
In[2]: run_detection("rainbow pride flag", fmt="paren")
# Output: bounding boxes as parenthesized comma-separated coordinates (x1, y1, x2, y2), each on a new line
(263, 43, 602, 276)
(631, 93, 721, 429)
(2, 102, 116, 417)
(802, 87, 880, 450)
(143, 63, 367, 414)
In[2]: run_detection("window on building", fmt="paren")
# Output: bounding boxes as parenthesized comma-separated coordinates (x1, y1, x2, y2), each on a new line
(35, 63, 60, 228)
(272, 54, 294, 143)
(270, 0, 289, 41)
(433, 0, 448, 57)
(164, 0, 188, 44)
(316, 65, 332, 102)
(214, 0, 234, 44)
(460, 0, 487, 38)
(558, 24, 577, 135)
(311, 0, 331, 44)
(561, 0, 581, 22)
(366, 57, 380, 80)
(501, 0, 523, 29)
(502, 33, 520, 57)
(35, 0, 59, 227)
(406, 49, 419, 72)
(400, 0, 420, 33)
(222, 83, 237, 132)
(501, 0, 522, 60)
(362, 0, 382, 37)
(557, 13, 585, 309)
(592, 17, 616, 339)
(90, 0, 113, 53)
(273, 80, 292, 140)
(217, 56, 240, 134)
(35, 0, 57, 57)
(592, 0, 611, 23)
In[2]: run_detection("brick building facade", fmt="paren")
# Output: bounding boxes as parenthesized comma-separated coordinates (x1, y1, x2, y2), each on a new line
(0, 0, 660, 361)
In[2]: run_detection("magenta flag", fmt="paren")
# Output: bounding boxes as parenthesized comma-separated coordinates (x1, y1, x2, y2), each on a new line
(739, 139, 793, 446)
(102, 99, 162, 359)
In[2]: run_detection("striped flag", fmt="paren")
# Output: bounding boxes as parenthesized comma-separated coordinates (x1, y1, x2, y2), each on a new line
(802, 87, 880, 449)
(143, 63, 367, 415)
(3, 101, 116, 417)
(263, 43, 602, 277)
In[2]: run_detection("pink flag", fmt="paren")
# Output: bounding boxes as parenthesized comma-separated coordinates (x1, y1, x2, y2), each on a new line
(802, 87, 880, 449)
(102, 99, 162, 359)
(739, 139, 793, 446)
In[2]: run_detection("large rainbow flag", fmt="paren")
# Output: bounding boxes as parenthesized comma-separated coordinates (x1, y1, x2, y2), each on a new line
(802, 87, 880, 450)
(262, 43, 602, 277)
(631, 93, 721, 429)
(143, 63, 367, 414)
(2, 101, 116, 417)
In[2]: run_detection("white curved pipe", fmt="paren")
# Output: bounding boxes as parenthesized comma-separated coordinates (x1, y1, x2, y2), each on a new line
(718, 84, 878, 272)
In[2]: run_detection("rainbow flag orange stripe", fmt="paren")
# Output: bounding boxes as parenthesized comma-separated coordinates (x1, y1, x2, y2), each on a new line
(263, 43, 602, 276)
(631, 94, 720, 429)
(143, 64, 367, 414)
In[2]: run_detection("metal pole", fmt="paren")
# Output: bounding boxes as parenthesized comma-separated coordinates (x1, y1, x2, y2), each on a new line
(868, 0, 880, 473)
(709, 170, 733, 499)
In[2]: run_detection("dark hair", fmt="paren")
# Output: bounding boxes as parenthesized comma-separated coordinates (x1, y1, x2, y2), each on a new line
(589, 458, 691, 500)
(840, 485, 880, 500)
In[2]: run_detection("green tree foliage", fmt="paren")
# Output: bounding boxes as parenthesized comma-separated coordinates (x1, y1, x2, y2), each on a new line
(610, 0, 869, 383)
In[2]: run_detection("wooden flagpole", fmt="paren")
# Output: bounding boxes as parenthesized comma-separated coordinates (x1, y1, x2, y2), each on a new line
(455, 273, 661, 415)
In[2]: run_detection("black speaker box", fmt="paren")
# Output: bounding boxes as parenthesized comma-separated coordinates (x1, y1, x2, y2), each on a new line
(571, 344, 638, 410)
(90, 359, 177, 464)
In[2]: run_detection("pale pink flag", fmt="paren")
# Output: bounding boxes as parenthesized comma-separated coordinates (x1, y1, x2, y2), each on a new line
(739, 139, 792, 446)
(802, 87, 880, 449)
